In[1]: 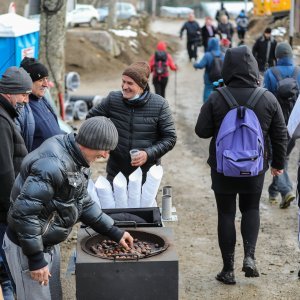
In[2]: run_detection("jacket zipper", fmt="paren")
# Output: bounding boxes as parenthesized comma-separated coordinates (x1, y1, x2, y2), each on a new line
(129, 108, 134, 149)
(41, 211, 57, 236)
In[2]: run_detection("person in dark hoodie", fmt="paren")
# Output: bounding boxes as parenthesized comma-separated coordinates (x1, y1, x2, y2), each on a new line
(86, 61, 177, 183)
(193, 37, 224, 103)
(195, 46, 287, 284)
(149, 41, 177, 98)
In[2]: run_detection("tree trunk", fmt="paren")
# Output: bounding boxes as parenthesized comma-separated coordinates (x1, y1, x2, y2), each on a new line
(107, 0, 117, 28)
(39, 0, 67, 113)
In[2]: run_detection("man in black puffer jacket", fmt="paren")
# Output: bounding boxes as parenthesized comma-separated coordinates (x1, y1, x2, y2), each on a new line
(195, 46, 287, 285)
(87, 61, 176, 183)
(4, 117, 133, 300)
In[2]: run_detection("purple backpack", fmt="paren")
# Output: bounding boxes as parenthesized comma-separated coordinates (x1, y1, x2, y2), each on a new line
(216, 87, 266, 177)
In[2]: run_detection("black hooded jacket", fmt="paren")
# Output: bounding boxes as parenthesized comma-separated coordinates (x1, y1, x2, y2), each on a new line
(195, 46, 287, 173)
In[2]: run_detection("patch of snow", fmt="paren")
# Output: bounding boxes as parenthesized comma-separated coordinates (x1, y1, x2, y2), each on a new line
(110, 29, 137, 38)
(140, 31, 148, 36)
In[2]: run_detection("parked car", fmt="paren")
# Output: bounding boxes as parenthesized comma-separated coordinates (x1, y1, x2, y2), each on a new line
(67, 4, 99, 28)
(97, 2, 137, 22)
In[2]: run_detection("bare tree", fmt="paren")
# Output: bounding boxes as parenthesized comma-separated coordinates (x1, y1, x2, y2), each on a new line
(39, 0, 67, 113)
(107, 0, 117, 28)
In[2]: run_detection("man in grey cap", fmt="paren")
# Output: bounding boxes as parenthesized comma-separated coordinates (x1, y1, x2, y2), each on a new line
(264, 42, 300, 208)
(4, 116, 133, 300)
(0, 66, 32, 299)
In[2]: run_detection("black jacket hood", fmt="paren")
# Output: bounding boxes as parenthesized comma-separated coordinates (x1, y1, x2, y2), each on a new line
(222, 46, 260, 87)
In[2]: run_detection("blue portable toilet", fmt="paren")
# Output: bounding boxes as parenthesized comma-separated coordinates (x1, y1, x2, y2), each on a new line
(0, 13, 39, 76)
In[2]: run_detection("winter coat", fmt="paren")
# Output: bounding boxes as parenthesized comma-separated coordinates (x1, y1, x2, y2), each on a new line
(0, 95, 27, 224)
(217, 22, 234, 41)
(16, 94, 62, 152)
(195, 46, 287, 175)
(193, 38, 224, 85)
(252, 35, 277, 72)
(7, 133, 123, 271)
(86, 91, 176, 179)
(264, 57, 300, 94)
(201, 25, 218, 51)
(149, 41, 177, 79)
(180, 20, 201, 42)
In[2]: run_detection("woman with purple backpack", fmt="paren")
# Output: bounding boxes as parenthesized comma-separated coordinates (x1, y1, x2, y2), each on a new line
(195, 46, 287, 284)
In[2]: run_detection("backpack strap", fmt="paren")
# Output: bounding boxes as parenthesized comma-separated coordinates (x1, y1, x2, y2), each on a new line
(271, 67, 283, 81)
(246, 87, 267, 109)
(216, 87, 239, 109)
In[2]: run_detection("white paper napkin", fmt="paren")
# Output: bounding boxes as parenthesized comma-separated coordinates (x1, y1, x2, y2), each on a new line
(128, 167, 142, 208)
(95, 176, 115, 208)
(141, 165, 163, 207)
(113, 172, 128, 208)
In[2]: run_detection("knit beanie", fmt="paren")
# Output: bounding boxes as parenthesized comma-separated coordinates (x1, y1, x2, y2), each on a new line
(75, 117, 118, 150)
(122, 61, 150, 90)
(275, 42, 293, 59)
(0, 66, 32, 94)
(20, 57, 49, 82)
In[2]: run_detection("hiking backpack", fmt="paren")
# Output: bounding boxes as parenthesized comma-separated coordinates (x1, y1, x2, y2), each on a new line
(237, 17, 248, 29)
(154, 51, 168, 78)
(216, 87, 266, 177)
(271, 66, 300, 124)
(208, 54, 223, 82)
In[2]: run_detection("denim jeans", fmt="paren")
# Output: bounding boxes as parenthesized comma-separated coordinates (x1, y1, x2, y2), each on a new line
(268, 158, 292, 197)
(0, 223, 15, 300)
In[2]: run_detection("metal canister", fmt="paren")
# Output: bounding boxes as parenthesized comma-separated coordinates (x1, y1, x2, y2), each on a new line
(162, 195, 172, 220)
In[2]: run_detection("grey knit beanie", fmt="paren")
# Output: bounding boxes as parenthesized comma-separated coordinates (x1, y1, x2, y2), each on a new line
(0, 66, 32, 94)
(275, 42, 293, 59)
(75, 117, 118, 150)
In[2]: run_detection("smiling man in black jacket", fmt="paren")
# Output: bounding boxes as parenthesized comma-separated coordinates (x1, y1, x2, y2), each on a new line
(195, 46, 287, 284)
(87, 61, 176, 183)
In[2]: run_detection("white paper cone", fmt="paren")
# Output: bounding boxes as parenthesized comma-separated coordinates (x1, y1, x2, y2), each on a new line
(87, 179, 101, 208)
(141, 165, 163, 207)
(128, 167, 142, 208)
(113, 172, 128, 208)
(95, 176, 115, 208)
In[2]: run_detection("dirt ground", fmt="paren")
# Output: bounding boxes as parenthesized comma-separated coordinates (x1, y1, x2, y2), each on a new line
(61, 18, 300, 299)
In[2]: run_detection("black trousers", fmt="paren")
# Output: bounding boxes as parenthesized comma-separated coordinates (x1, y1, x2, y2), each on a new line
(187, 40, 198, 60)
(153, 76, 168, 98)
(214, 192, 262, 271)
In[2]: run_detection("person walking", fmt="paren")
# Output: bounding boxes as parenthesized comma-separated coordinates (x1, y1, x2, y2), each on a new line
(149, 41, 177, 98)
(236, 9, 249, 45)
(180, 12, 201, 62)
(215, 3, 230, 24)
(264, 42, 300, 208)
(86, 61, 176, 183)
(4, 117, 133, 300)
(201, 16, 218, 52)
(16, 57, 63, 152)
(252, 27, 277, 73)
(193, 37, 224, 103)
(0, 66, 32, 299)
(195, 46, 287, 284)
(217, 15, 234, 46)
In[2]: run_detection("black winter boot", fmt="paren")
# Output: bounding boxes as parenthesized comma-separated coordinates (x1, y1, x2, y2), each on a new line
(216, 254, 236, 285)
(242, 256, 260, 277)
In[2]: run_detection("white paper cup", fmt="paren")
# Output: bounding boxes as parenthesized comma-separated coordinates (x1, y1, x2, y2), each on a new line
(130, 149, 139, 161)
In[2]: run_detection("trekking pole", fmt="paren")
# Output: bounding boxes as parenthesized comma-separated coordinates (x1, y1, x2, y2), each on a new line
(174, 68, 177, 118)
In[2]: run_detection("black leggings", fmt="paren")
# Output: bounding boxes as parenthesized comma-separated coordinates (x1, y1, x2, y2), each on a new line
(215, 192, 262, 270)
(153, 76, 168, 98)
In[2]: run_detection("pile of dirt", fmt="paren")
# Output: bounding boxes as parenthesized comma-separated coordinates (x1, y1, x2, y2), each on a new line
(65, 19, 178, 82)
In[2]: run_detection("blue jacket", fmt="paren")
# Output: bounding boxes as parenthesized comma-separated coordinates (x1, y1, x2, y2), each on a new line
(264, 57, 300, 95)
(193, 38, 224, 85)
